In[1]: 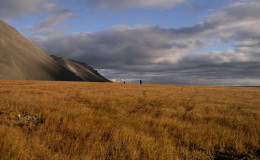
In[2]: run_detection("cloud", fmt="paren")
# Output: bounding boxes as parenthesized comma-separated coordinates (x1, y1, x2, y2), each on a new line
(0, 0, 74, 35)
(31, 25, 203, 67)
(0, 0, 56, 20)
(83, 0, 186, 10)
(28, 9, 76, 33)
(202, 1, 260, 40)
(30, 1, 260, 85)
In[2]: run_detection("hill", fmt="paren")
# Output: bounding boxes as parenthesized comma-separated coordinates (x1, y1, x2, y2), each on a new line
(51, 55, 109, 82)
(0, 20, 109, 82)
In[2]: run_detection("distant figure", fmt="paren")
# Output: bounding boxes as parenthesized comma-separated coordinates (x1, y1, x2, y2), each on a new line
(140, 80, 142, 85)
(124, 81, 125, 84)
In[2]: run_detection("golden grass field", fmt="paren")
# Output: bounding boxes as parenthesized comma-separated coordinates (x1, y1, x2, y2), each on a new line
(0, 80, 259, 160)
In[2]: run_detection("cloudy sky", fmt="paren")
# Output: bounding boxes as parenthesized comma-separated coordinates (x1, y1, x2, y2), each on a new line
(1, 0, 260, 85)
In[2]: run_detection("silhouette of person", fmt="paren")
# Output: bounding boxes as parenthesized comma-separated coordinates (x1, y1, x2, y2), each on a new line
(140, 80, 142, 85)
(124, 81, 125, 84)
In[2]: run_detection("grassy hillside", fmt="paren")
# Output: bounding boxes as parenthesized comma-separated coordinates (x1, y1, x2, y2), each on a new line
(0, 80, 259, 159)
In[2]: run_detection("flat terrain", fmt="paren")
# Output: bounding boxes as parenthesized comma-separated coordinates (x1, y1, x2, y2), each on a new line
(0, 80, 259, 159)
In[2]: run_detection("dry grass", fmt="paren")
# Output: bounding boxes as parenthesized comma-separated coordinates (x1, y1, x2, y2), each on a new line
(0, 80, 259, 160)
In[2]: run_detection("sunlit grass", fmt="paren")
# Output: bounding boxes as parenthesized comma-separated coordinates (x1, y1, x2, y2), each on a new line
(0, 80, 259, 159)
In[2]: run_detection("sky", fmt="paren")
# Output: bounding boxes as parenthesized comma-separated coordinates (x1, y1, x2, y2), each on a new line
(1, 0, 260, 86)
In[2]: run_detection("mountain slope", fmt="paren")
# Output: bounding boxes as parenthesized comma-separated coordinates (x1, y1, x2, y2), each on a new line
(51, 55, 109, 82)
(0, 20, 109, 82)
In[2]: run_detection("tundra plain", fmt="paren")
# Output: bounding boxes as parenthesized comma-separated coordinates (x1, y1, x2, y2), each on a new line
(0, 80, 259, 159)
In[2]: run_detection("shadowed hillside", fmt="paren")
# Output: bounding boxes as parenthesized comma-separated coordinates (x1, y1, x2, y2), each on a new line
(0, 20, 109, 82)
(51, 55, 109, 82)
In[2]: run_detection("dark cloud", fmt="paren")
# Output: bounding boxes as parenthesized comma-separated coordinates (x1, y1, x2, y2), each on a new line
(83, 0, 186, 10)
(32, 25, 203, 68)
(188, 4, 207, 12)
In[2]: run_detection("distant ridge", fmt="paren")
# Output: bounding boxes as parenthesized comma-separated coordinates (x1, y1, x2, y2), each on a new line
(0, 20, 109, 82)
(51, 55, 109, 82)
